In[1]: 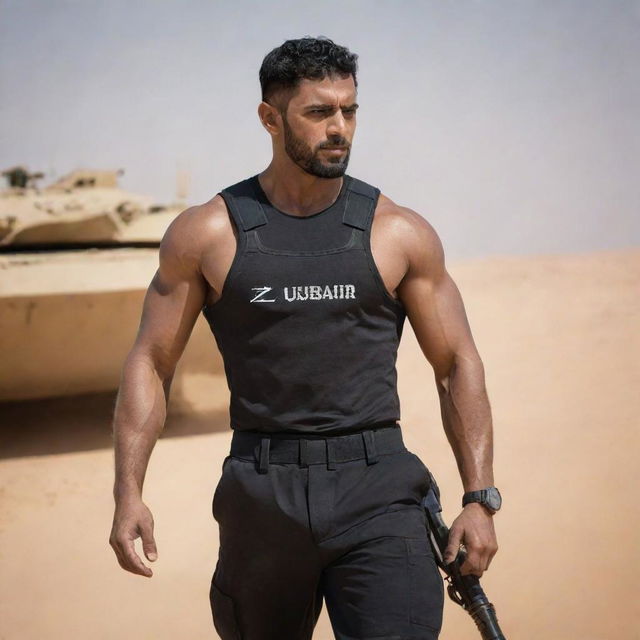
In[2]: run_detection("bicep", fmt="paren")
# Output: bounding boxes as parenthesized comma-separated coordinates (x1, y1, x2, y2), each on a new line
(129, 213, 208, 377)
(397, 214, 480, 382)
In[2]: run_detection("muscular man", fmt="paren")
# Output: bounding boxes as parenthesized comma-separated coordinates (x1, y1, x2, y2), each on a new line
(109, 37, 499, 640)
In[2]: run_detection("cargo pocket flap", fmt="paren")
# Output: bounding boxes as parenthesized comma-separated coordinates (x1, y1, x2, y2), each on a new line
(405, 537, 444, 632)
(210, 580, 241, 640)
(406, 536, 431, 564)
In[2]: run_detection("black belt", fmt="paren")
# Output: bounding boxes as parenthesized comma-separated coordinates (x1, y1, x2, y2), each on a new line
(229, 423, 407, 474)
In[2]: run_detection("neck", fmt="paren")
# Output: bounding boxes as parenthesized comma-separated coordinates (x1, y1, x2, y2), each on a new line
(258, 159, 344, 217)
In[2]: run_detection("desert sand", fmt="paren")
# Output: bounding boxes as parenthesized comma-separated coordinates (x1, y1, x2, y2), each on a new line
(0, 247, 638, 639)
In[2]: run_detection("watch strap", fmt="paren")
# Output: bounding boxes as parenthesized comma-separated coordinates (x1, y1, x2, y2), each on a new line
(462, 489, 488, 508)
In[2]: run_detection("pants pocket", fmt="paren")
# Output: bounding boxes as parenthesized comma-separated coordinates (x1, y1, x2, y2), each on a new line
(209, 577, 242, 640)
(407, 452, 433, 494)
(405, 537, 444, 632)
(212, 455, 233, 522)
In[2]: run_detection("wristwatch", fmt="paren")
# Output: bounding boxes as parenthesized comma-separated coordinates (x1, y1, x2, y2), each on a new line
(462, 487, 502, 514)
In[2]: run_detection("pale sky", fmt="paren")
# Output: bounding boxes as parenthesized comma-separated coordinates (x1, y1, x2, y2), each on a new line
(1, 0, 638, 260)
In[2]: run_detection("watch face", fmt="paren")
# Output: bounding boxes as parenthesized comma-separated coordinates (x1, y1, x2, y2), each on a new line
(486, 487, 502, 511)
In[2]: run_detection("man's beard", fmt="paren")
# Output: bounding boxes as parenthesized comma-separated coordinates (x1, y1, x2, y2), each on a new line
(282, 115, 351, 179)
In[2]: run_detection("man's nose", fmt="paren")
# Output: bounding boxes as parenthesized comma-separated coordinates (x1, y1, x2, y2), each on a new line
(326, 110, 347, 138)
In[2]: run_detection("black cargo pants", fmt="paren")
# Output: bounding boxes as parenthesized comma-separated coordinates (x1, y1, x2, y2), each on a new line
(210, 423, 444, 640)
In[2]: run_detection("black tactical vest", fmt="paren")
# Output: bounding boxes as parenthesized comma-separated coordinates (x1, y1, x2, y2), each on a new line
(202, 174, 406, 435)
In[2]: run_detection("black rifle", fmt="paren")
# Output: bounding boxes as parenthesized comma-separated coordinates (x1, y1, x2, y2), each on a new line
(421, 471, 506, 640)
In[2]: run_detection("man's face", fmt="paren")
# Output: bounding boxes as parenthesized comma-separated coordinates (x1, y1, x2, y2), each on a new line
(276, 74, 358, 179)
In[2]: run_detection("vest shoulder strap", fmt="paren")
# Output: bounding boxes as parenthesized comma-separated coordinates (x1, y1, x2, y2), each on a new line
(342, 176, 381, 230)
(219, 177, 268, 231)
(220, 174, 380, 231)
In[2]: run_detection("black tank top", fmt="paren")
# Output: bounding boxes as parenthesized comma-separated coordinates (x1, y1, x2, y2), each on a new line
(201, 174, 407, 435)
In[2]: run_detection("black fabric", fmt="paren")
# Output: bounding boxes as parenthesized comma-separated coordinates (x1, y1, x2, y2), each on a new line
(202, 174, 407, 435)
(252, 173, 353, 252)
(210, 424, 444, 639)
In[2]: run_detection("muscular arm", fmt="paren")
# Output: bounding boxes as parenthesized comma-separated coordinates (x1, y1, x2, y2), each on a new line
(395, 207, 498, 576)
(109, 206, 209, 577)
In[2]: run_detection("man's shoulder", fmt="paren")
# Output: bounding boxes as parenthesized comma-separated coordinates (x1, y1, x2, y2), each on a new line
(374, 190, 441, 250)
(168, 193, 230, 236)
(163, 170, 266, 244)
(158, 192, 235, 266)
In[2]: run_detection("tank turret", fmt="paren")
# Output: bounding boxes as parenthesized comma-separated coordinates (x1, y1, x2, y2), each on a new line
(0, 166, 181, 247)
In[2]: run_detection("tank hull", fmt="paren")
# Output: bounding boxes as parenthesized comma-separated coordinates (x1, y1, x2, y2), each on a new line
(0, 248, 221, 402)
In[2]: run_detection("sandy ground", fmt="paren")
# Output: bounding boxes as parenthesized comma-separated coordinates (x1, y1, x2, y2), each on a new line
(0, 247, 638, 639)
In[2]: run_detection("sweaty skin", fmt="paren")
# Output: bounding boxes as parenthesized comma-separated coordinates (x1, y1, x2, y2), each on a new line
(109, 73, 498, 579)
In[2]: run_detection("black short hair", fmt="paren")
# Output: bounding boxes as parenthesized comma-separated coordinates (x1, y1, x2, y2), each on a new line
(259, 36, 358, 111)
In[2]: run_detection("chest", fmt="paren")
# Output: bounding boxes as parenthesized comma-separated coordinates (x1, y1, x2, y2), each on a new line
(202, 207, 405, 307)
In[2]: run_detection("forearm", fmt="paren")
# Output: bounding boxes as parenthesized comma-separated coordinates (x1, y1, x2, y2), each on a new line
(112, 351, 171, 502)
(437, 354, 494, 492)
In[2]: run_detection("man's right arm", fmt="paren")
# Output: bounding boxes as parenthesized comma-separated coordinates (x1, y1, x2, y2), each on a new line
(109, 205, 210, 578)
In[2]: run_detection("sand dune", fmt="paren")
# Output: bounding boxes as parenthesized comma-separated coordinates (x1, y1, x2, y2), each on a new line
(0, 248, 638, 639)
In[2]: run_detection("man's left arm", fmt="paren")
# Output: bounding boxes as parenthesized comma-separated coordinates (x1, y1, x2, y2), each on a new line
(395, 207, 498, 577)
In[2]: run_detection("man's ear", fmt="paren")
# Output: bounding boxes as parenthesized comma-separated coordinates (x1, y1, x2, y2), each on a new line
(258, 101, 281, 135)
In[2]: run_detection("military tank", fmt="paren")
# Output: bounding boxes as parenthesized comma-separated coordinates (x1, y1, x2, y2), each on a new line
(0, 166, 221, 403)
(0, 165, 181, 246)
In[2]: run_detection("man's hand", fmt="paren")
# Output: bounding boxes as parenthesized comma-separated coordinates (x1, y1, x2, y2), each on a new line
(443, 503, 498, 577)
(109, 497, 158, 578)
